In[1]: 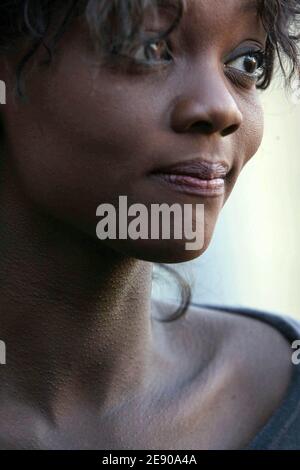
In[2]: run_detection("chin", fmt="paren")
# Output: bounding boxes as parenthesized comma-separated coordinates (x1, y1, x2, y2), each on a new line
(100, 235, 212, 264)
(94, 193, 219, 262)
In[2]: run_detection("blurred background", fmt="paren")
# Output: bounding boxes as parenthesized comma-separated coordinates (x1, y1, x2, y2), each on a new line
(152, 73, 300, 319)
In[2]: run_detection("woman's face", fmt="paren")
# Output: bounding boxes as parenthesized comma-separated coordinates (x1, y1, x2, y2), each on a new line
(1, 0, 266, 263)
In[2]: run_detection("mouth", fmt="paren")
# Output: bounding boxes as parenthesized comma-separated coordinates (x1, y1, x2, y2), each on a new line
(150, 158, 230, 198)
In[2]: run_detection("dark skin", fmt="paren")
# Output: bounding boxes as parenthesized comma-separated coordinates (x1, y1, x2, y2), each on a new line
(0, 0, 293, 449)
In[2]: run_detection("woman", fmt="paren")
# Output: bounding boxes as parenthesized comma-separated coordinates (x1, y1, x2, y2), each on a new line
(0, 0, 300, 450)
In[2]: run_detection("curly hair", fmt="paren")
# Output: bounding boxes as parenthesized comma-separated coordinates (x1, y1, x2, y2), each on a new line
(0, 0, 299, 322)
(0, 0, 299, 92)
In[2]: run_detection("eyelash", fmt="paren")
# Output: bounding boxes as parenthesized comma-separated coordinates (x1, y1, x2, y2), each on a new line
(224, 49, 266, 84)
(121, 37, 267, 85)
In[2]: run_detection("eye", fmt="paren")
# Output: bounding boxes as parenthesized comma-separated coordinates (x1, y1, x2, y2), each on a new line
(225, 50, 265, 79)
(132, 37, 173, 65)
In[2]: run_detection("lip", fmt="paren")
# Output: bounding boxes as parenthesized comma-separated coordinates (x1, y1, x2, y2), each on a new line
(150, 158, 229, 198)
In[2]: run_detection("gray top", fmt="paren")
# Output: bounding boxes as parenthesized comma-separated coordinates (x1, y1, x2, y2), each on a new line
(196, 303, 300, 450)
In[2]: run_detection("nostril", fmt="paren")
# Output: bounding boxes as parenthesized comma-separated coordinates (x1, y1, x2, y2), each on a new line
(221, 123, 239, 137)
(188, 121, 214, 134)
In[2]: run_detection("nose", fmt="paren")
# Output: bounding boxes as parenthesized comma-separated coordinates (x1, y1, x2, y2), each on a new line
(170, 66, 243, 137)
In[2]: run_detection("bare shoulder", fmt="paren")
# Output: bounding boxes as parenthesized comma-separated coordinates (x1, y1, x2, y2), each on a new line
(153, 298, 293, 362)
(153, 298, 293, 371)
(152, 299, 293, 448)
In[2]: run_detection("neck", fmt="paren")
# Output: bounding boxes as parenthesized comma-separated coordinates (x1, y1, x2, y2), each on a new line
(0, 161, 155, 420)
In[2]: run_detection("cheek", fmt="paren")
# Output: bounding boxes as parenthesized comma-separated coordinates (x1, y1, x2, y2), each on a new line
(221, 94, 264, 206)
(3, 55, 166, 237)
(29, 59, 160, 171)
(237, 94, 264, 169)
